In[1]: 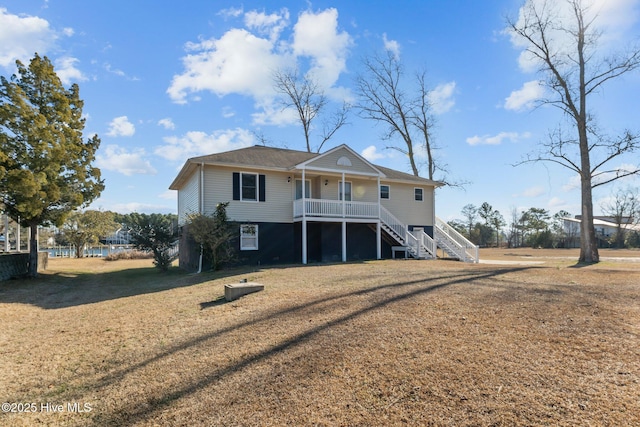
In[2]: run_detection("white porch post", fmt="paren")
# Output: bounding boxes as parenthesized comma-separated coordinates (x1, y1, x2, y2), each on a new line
(4, 214, 9, 252)
(376, 221, 381, 260)
(302, 168, 307, 264)
(342, 221, 347, 262)
(377, 176, 381, 260)
(341, 172, 346, 262)
(341, 172, 345, 218)
(16, 218, 20, 252)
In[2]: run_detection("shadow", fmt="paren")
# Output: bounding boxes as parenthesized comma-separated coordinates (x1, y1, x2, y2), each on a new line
(78, 265, 532, 426)
(0, 262, 265, 309)
(569, 261, 598, 269)
(199, 296, 227, 309)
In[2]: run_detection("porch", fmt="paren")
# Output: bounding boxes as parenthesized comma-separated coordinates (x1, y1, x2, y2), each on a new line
(292, 198, 478, 264)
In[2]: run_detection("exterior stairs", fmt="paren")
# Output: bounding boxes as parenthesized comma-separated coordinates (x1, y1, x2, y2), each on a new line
(378, 207, 479, 263)
(434, 217, 479, 263)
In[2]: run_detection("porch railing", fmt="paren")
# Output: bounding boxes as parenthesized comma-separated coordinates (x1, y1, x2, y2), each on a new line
(293, 198, 379, 219)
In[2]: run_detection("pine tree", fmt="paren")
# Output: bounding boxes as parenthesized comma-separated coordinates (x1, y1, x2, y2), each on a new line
(0, 54, 104, 276)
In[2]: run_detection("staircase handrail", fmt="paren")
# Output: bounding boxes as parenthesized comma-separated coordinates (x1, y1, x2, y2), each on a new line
(419, 229, 437, 258)
(435, 217, 479, 263)
(379, 206, 409, 244)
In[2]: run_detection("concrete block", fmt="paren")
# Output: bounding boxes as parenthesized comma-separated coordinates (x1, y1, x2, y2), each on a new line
(224, 282, 264, 302)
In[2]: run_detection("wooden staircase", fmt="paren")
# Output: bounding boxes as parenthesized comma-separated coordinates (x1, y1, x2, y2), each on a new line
(378, 207, 479, 263)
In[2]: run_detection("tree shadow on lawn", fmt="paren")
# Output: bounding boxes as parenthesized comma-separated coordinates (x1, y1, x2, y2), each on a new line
(0, 263, 264, 310)
(80, 265, 534, 426)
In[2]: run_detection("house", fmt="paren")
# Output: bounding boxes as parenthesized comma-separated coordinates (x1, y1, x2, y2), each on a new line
(563, 216, 640, 248)
(169, 144, 477, 270)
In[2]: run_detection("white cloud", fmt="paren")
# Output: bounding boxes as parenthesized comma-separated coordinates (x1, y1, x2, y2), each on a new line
(562, 174, 582, 191)
(218, 7, 244, 19)
(251, 99, 298, 126)
(382, 33, 400, 59)
(0, 8, 55, 67)
(158, 118, 175, 130)
(292, 8, 353, 89)
(158, 190, 177, 200)
(428, 82, 456, 114)
(92, 200, 175, 215)
(520, 186, 546, 197)
(222, 106, 235, 118)
(504, 80, 545, 111)
(96, 145, 157, 176)
(167, 7, 353, 128)
(55, 56, 87, 85)
(167, 28, 286, 104)
(154, 128, 255, 161)
(361, 145, 386, 162)
(107, 116, 136, 137)
(466, 131, 532, 146)
(244, 8, 289, 41)
(562, 163, 640, 191)
(548, 197, 567, 209)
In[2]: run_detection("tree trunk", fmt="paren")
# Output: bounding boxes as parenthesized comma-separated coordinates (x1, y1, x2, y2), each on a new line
(28, 222, 38, 278)
(579, 176, 600, 263)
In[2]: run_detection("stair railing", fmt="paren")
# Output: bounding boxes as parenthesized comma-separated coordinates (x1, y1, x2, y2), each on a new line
(435, 217, 479, 263)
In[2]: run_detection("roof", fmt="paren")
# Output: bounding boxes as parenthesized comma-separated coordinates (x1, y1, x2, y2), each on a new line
(190, 145, 316, 169)
(170, 144, 442, 189)
(564, 217, 640, 232)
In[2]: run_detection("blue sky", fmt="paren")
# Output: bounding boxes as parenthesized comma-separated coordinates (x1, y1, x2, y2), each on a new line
(2, 0, 639, 222)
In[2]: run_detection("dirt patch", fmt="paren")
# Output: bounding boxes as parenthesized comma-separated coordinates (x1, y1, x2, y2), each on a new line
(1, 257, 638, 426)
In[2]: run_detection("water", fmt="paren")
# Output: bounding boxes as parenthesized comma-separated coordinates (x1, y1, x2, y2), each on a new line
(45, 245, 134, 258)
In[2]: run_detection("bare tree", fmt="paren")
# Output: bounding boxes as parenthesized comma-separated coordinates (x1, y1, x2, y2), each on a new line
(508, 0, 640, 263)
(273, 68, 349, 153)
(601, 187, 640, 248)
(356, 52, 446, 179)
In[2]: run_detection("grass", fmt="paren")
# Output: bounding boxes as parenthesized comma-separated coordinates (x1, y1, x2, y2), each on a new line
(0, 250, 639, 426)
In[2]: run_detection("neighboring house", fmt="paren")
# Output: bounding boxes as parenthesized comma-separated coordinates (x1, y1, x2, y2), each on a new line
(169, 144, 477, 271)
(563, 216, 640, 248)
(103, 228, 132, 245)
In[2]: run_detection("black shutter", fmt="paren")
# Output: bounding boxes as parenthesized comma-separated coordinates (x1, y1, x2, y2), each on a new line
(232, 172, 240, 200)
(259, 174, 266, 202)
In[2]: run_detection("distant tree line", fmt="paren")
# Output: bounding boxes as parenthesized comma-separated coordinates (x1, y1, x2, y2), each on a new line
(449, 187, 640, 249)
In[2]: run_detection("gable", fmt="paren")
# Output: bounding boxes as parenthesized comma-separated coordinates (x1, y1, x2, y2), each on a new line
(299, 145, 382, 176)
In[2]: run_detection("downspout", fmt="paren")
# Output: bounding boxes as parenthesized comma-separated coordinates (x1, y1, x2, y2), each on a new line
(197, 162, 204, 273)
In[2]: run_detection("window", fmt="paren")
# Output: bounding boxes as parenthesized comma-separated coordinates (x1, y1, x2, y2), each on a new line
(295, 179, 311, 200)
(233, 172, 266, 202)
(339, 181, 352, 201)
(380, 185, 390, 200)
(241, 173, 257, 201)
(240, 224, 258, 250)
(414, 188, 423, 202)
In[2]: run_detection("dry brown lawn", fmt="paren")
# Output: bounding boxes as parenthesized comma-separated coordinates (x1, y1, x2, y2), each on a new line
(1, 249, 639, 426)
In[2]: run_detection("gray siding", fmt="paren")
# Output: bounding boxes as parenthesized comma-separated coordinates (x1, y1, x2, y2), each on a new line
(178, 171, 200, 225)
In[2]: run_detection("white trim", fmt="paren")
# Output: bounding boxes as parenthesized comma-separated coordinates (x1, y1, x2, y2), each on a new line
(239, 171, 259, 202)
(414, 187, 424, 202)
(295, 144, 387, 177)
(240, 224, 259, 250)
(296, 165, 381, 177)
(380, 184, 390, 200)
